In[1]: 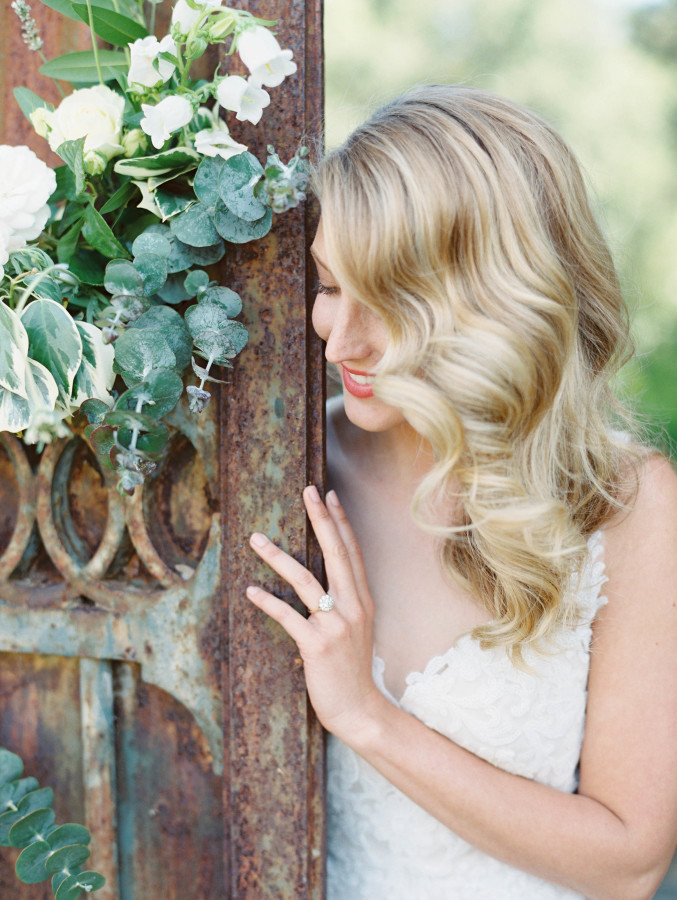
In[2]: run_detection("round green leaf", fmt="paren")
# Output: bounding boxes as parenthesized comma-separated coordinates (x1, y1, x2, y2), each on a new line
(213, 201, 272, 244)
(199, 287, 242, 317)
(0, 777, 39, 814)
(194, 156, 225, 206)
(133, 253, 168, 297)
(105, 409, 167, 434)
(0, 749, 23, 786)
(117, 369, 183, 418)
(15, 838, 51, 883)
(170, 202, 220, 247)
(157, 273, 191, 304)
(48, 824, 91, 851)
(114, 330, 179, 384)
(104, 260, 143, 297)
(132, 232, 171, 259)
(117, 426, 169, 456)
(218, 152, 263, 195)
(222, 185, 267, 222)
(184, 269, 210, 296)
(9, 807, 56, 849)
(45, 843, 91, 875)
(186, 305, 248, 360)
(55, 871, 106, 900)
(166, 237, 225, 274)
(131, 307, 192, 371)
(89, 424, 116, 458)
(76, 399, 110, 426)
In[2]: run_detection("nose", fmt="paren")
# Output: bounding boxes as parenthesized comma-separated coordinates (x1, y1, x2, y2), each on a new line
(323, 295, 375, 366)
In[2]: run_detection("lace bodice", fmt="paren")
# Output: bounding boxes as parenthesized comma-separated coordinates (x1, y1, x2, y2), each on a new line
(326, 531, 608, 900)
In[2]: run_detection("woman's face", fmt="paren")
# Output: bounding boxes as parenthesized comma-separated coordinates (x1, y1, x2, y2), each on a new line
(311, 219, 406, 433)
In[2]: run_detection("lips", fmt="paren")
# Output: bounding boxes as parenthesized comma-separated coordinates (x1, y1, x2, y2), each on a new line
(342, 365, 375, 398)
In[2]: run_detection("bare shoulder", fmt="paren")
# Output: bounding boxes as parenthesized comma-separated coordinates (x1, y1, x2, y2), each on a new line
(602, 452, 677, 593)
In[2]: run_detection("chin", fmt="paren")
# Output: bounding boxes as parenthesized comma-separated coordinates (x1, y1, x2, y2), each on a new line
(342, 391, 406, 432)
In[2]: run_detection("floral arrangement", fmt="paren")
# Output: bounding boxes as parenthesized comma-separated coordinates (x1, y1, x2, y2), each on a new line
(2, 0, 308, 494)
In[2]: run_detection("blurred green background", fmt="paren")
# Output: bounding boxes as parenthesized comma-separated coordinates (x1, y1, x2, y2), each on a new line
(324, 0, 677, 459)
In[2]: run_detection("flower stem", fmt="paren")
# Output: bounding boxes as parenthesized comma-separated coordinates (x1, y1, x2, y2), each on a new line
(84, 0, 104, 85)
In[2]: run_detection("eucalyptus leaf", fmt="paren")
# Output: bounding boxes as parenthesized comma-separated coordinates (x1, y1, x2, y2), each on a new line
(0, 749, 24, 787)
(75, 398, 110, 426)
(132, 232, 171, 259)
(157, 273, 190, 304)
(116, 369, 183, 418)
(170, 202, 220, 247)
(48, 824, 91, 851)
(83, 205, 130, 260)
(15, 838, 51, 883)
(8, 806, 56, 849)
(45, 842, 91, 875)
(104, 259, 143, 297)
(133, 252, 167, 296)
(118, 427, 169, 456)
(71, 3, 148, 46)
(184, 269, 209, 296)
(193, 156, 224, 206)
(129, 306, 192, 372)
(0, 778, 39, 814)
(104, 409, 167, 434)
(40, 50, 128, 83)
(166, 236, 224, 274)
(213, 201, 272, 244)
(21, 298, 83, 405)
(114, 330, 179, 383)
(218, 152, 264, 194)
(199, 287, 242, 317)
(114, 148, 200, 179)
(185, 304, 248, 360)
(89, 424, 116, 459)
(54, 870, 105, 900)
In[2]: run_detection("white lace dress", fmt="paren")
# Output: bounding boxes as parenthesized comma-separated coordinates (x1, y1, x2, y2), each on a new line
(326, 532, 608, 900)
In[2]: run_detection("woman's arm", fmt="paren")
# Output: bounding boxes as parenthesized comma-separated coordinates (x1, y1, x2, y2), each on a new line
(247, 456, 677, 900)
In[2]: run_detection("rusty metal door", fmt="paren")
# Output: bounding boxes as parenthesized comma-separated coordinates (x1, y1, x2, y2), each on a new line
(0, 0, 325, 896)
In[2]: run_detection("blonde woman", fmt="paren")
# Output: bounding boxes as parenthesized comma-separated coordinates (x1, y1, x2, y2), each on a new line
(246, 85, 677, 899)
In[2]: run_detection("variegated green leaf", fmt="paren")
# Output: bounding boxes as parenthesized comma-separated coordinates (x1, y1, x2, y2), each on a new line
(21, 299, 83, 405)
(0, 303, 29, 396)
(26, 359, 59, 412)
(72, 322, 115, 407)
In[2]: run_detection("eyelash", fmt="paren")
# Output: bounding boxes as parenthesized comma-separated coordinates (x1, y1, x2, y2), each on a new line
(315, 280, 339, 296)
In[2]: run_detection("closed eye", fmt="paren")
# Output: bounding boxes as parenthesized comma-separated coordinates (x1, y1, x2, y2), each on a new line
(315, 280, 339, 296)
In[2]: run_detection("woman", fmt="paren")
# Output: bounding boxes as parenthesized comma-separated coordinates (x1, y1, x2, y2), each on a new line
(246, 85, 677, 899)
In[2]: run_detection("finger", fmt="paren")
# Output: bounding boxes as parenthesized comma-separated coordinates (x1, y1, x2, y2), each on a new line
(326, 490, 374, 615)
(303, 485, 360, 607)
(249, 532, 326, 611)
(246, 585, 314, 644)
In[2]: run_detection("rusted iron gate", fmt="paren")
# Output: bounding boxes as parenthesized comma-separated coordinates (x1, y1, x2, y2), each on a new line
(0, 0, 325, 896)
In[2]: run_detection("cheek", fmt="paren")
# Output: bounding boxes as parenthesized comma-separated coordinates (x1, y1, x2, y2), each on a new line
(311, 295, 333, 341)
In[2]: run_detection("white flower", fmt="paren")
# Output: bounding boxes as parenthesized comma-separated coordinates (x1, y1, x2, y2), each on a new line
(0, 145, 55, 256)
(194, 127, 247, 160)
(237, 26, 296, 88)
(23, 406, 70, 447)
(216, 76, 270, 125)
(140, 95, 194, 149)
(128, 35, 177, 89)
(41, 85, 125, 161)
(29, 106, 51, 138)
(171, 0, 222, 36)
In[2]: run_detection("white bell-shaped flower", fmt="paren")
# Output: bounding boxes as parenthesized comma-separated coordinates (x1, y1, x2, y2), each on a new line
(194, 127, 247, 160)
(140, 95, 194, 149)
(171, 0, 222, 36)
(216, 75, 270, 125)
(237, 26, 296, 88)
(128, 35, 177, 89)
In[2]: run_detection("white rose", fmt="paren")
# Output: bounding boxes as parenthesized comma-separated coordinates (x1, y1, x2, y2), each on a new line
(128, 35, 177, 89)
(237, 26, 297, 88)
(140, 95, 194, 150)
(171, 0, 222, 36)
(0, 144, 56, 252)
(194, 127, 247, 160)
(42, 85, 125, 161)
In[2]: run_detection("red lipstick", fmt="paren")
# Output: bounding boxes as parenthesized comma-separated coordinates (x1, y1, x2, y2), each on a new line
(342, 365, 375, 399)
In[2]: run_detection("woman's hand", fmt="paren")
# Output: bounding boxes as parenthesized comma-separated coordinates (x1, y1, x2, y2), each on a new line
(247, 485, 383, 739)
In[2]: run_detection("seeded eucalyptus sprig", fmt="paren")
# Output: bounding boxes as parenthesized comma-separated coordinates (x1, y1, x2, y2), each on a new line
(0, 747, 105, 898)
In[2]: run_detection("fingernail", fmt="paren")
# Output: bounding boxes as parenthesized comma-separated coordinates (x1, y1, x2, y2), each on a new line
(250, 533, 268, 547)
(246, 586, 259, 598)
(305, 484, 321, 503)
(327, 490, 340, 507)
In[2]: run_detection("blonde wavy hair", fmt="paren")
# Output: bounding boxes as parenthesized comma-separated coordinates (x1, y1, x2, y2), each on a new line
(314, 84, 642, 656)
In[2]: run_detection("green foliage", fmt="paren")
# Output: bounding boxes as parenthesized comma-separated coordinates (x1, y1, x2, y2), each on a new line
(0, 747, 105, 897)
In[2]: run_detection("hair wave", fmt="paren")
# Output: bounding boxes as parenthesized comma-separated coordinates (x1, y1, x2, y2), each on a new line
(314, 85, 643, 656)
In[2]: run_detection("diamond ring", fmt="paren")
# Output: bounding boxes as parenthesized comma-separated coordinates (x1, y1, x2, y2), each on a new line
(310, 593, 335, 614)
